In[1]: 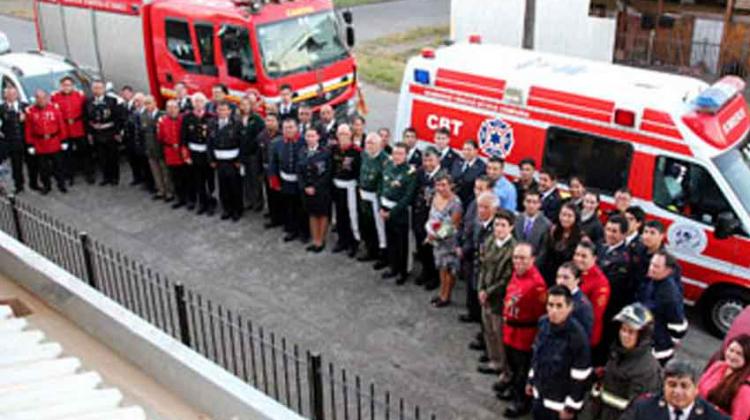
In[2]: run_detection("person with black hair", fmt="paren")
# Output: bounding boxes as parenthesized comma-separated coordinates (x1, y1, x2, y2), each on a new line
(514, 157, 538, 212)
(526, 285, 591, 420)
(258, 113, 283, 228)
(624, 205, 646, 247)
(555, 262, 593, 339)
(582, 303, 662, 420)
(0, 85, 31, 193)
(513, 188, 551, 253)
(206, 83, 236, 115)
(403, 127, 422, 167)
(699, 334, 750, 419)
(580, 190, 604, 244)
(351, 115, 367, 148)
(622, 359, 728, 420)
(270, 117, 307, 241)
(412, 147, 440, 289)
(434, 127, 460, 171)
(298, 126, 332, 252)
(538, 202, 583, 286)
(209, 101, 243, 221)
(278, 84, 298, 121)
(538, 168, 562, 221)
(486, 156, 517, 212)
(450, 139, 485, 211)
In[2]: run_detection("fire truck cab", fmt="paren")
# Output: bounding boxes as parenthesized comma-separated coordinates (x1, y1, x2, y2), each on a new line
(33, 0, 357, 111)
(396, 41, 750, 337)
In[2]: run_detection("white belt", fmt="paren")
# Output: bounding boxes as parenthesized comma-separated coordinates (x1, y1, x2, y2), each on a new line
(188, 143, 207, 152)
(359, 189, 377, 202)
(380, 197, 397, 209)
(280, 171, 298, 182)
(334, 178, 357, 188)
(214, 148, 239, 160)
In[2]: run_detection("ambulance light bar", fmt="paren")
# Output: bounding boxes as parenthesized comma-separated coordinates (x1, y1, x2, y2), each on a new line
(469, 34, 482, 44)
(614, 109, 635, 127)
(421, 48, 435, 59)
(693, 76, 745, 114)
(414, 69, 430, 85)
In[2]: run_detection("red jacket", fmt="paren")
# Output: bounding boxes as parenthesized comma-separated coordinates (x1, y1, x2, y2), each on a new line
(580, 264, 611, 346)
(503, 265, 547, 352)
(157, 114, 187, 166)
(25, 103, 66, 155)
(51, 90, 86, 138)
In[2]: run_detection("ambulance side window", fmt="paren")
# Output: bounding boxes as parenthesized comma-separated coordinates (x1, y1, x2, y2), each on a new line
(165, 19, 198, 71)
(194, 23, 218, 76)
(543, 127, 633, 194)
(653, 156, 734, 225)
(220, 26, 257, 83)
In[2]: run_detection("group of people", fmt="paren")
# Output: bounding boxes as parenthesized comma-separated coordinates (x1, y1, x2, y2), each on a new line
(2, 78, 748, 420)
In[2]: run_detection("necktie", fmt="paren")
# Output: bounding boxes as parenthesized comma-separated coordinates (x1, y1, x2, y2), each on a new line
(674, 408, 683, 420)
(463, 162, 469, 173)
(523, 218, 533, 239)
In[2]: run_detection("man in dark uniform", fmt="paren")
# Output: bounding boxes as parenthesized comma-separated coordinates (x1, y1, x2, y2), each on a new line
(357, 132, 388, 267)
(85, 79, 124, 186)
(527, 285, 591, 420)
(25, 90, 67, 194)
(181, 92, 217, 215)
(297, 104, 317, 139)
(379, 142, 417, 284)
(278, 84, 298, 122)
(434, 127, 460, 170)
(0, 86, 33, 192)
(270, 117, 306, 242)
(331, 123, 361, 257)
(237, 96, 265, 212)
(259, 113, 283, 228)
(631, 220, 670, 299)
(318, 104, 338, 147)
(451, 139, 486, 211)
(123, 93, 151, 189)
(412, 147, 440, 289)
(403, 127, 422, 168)
(514, 158, 538, 213)
(621, 359, 728, 420)
(209, 102, 243, 221)
(206, 84, 236, 115)
(595, 214, 633, 366)
(538, 169, 562, 221)
(175, 82, 193, 113)
(298, 126, 332, 252)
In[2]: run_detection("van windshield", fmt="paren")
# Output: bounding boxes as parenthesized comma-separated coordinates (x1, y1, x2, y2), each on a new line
(20, 70, 87, 101)
(713, 134, 750, 217)
(256, 11, 349, 78)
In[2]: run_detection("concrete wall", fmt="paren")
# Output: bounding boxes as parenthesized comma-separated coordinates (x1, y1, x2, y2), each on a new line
(0, 230, 305, 420)
(451, 0, 616, 62)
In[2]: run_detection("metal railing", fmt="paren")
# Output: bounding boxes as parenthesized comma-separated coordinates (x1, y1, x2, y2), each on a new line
(0, 193, 436, 420)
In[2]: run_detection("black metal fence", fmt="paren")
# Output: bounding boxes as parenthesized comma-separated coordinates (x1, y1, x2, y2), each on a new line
(0, 193, 436, 420)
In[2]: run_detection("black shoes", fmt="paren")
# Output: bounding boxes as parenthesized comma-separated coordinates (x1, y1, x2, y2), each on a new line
(458, 314, 477, 323)
(332, 243, 347, 253)
(283, 234, 298, 242)
(381, 270, 397, 279)
(395, 275, 408, 285)
(477, 364, 501, 375)
(220, 212, 231, 220)
(373, 259, 388, 270)
(503, 402, 531, 418)
(468, 339, 485, 351)
(172, 201, 185, 209)
(57, 184, 68, 193)
(264, 222, 281, 229)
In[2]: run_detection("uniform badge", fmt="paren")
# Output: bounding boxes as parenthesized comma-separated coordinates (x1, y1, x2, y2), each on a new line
(478, 117, 514, 158)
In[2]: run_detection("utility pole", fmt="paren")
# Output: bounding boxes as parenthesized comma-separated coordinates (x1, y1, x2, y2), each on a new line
(523, 0, 535, 49)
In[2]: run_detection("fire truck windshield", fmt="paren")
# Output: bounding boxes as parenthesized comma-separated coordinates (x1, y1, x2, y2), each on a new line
(714, 133, 750, 217)
(256, 10, 348, 78)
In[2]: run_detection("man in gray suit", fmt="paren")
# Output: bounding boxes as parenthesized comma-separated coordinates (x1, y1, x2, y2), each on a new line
(513, 188, 551, 253)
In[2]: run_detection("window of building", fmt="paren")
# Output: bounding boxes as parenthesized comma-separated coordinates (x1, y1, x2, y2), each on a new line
(542, 127, 633, 194)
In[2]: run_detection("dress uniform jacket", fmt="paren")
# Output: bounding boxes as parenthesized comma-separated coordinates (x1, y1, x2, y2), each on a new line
(319, 118, 338, 146)
(140, 110, 164, 160)
(177, 97, 193, 113)
(580, 264, 611, 347)
(269, 136, 305, 195)
(51, 90, 86, 139)
(478, 235, 516, 314)
(529, 316, 591, 413)
(571, 289, 594, 339)
(158, 115, 186, 166)
(379, 161, 417, 222)
(358, 151, 387, 193)
(451, 158, 486, 209)
(503, 265, 547, 352)
(331, 144, 361, 183)
(208, 119, 241, 164)
(298, 145, 332, 216)
(598, 242, 633, 315)
(407, 147, 422, 168)
(639, 273, 688, 362)
(181, 111, 214, 165)
(84, 94, 123, 141)
(238, 113, 264, 163)
(0, 100, 28, 157)
(412, 167, 438, 231)
(621, 393, 728, 420)
(25, 103, 66, 154)
(439, 147, 460, 171)
(541, 187, 563, 221)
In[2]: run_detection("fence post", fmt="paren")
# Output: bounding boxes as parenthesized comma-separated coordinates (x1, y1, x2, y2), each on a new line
(174, 282, 191, 347)
(79, 232, 97, 289)
(8, 195, 23, 244)
(308, 352, 325, 420)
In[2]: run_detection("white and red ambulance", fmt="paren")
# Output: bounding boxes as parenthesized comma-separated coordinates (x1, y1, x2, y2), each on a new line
(395, 40, 750, 337)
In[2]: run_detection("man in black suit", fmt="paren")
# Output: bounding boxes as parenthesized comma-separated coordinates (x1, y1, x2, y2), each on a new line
(206, 84, 236, 115)
(297, 103, 317, 140)
(0, 86, 32, 193)
(434, 127, 460, 170)
(403, 127, 422, 167)
(538, 168, 562, 221)
(318, 104, 338, 147)
(175, 81, 193, 113)
(278, 84, 298, 122)
(513, 189, 551, 253)
(209, 101, 243, 221)
(451, 139, 486, 211)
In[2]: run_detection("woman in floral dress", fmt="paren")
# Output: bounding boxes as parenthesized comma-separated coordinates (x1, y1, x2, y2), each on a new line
(426, 172, 463, 307)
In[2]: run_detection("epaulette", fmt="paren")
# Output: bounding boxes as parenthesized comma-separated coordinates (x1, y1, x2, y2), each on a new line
(408, 165, 416, 175)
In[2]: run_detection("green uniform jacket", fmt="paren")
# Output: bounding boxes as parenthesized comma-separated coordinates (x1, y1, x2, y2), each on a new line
(379, 161, 416, 222)
(478, 236, 516, 314)
(358, 150, 387, 192)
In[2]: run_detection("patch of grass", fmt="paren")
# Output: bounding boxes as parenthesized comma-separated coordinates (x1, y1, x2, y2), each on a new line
(0, 0, 34, 19)
(354, 25, 449, 92)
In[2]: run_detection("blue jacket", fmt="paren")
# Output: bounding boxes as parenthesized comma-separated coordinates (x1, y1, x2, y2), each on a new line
(638, 272, 688, 362)
(572, 289, 594, 339)
(269, 136, 305, 195)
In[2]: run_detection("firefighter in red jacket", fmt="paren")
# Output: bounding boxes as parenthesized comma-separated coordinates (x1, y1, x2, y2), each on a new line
(574, 239, 612, 359)
(501, 242, 548, 418)
(158, 99, 190, 209)
(51, 75, 91, 185)
(25, 90, 67, 194)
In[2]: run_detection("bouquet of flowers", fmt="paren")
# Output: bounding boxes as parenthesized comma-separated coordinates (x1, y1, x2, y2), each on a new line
(426, 219, 456, 244)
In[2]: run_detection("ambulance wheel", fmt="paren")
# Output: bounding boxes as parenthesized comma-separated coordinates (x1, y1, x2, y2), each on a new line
(703, 287, 750, 338)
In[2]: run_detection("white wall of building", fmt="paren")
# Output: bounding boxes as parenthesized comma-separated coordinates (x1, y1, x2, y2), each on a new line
(451, 0, 616, 62)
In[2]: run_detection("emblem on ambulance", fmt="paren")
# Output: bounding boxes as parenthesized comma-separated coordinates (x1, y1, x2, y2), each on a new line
(667, 223, 708, 254)
(477, 118, 514, 158)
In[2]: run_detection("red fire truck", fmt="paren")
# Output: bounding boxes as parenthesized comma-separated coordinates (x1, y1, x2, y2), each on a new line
(32, 0, 358, 112)
(396, 39, 750, 337)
